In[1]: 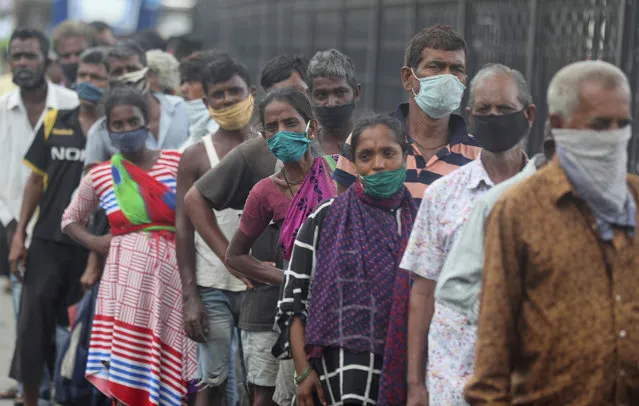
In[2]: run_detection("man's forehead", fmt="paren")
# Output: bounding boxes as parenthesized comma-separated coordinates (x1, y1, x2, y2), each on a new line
(420, 48, 466, 64)
(59, 36, 88, 49)
(79, 62, 106, 73)
(208, 74, 248, 91)
(109, 55, 142, 66)
(578, 82, 630, 113)
(10, 38, 40, 52)
(474, 73, 519, 97)
(312, 76, 350, 89)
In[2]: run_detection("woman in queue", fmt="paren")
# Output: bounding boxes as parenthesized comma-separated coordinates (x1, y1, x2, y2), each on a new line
(61, 86, 197, 406)
(275, 115, 417, 406)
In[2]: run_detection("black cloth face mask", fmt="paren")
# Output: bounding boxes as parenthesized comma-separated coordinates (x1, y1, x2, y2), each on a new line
(313, 102, 356, 131)
(61, 63, 79, 84)
(472, 110, 530, 153)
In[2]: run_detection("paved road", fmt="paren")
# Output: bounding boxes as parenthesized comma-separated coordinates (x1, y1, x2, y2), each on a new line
(0, 277, 15, 406)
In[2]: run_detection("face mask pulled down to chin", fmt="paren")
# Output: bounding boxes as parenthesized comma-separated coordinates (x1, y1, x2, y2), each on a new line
(118, 67, 151, 95)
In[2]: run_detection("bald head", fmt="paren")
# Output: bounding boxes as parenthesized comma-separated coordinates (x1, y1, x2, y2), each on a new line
(548, 61, 630, 130)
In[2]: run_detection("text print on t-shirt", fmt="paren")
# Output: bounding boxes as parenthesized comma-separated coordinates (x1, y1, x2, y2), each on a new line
(51, 146, 86, 162)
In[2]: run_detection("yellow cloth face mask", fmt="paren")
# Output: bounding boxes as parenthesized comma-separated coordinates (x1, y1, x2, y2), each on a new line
(208, 95, 254, 131)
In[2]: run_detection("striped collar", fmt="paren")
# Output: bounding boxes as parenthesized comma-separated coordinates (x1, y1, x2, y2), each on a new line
(391, 103, 478, 157)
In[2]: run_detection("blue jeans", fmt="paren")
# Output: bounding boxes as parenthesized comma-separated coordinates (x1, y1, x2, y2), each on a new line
(197, 288, 245, 405)
(10, 273, 53, 401)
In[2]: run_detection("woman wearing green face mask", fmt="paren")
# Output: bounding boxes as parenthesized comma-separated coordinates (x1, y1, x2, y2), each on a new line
(225, 88, 338, 404)
(273, 115, 417, 406)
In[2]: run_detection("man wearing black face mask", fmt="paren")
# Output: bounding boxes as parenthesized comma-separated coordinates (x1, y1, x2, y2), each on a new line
(307, 49, 360, 155)
(402, 63, 534, 406)
(51, 20, 97, 88)
(0, 27, 79, 406)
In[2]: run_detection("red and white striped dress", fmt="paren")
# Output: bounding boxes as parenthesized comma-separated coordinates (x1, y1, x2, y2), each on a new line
(61, 150, 197, 406)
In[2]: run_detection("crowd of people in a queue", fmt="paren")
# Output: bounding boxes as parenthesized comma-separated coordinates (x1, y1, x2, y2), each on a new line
(0, 16, 636, 406)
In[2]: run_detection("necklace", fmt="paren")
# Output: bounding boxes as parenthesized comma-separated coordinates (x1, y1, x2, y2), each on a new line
(281, 168, 303, 197)
(412, 139, 447, 151)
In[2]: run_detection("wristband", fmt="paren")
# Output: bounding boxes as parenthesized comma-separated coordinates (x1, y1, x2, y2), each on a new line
(294, 365, 313, 385)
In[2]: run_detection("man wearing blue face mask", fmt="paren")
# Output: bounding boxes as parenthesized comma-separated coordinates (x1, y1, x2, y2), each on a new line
(333, 24, 480, 205)
(7, 47, 109, 406)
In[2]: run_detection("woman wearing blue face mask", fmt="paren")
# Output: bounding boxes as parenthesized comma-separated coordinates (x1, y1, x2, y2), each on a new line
(274, 114, 417, 406)
(61, 86, 197, 406)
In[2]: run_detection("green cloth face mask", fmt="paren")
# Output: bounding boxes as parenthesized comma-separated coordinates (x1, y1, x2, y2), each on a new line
(360, 166, 407, 198)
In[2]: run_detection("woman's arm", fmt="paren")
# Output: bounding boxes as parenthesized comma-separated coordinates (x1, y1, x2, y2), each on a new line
(226, 229, 283, 285)
(61, 172, 111, 255)
(225, 183, 285, 285)
(281, 209, 330, 406)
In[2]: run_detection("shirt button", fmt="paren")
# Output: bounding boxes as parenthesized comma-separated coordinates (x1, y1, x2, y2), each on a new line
(616, 294, 622, 302)
(619, 329, 627, 338)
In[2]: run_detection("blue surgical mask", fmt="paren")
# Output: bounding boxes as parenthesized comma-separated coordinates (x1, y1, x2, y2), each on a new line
(411, 69, 466, 119)
(73, 81, 104, 103)
(109, 127, 149, 153)
(266, 122, 312, 163)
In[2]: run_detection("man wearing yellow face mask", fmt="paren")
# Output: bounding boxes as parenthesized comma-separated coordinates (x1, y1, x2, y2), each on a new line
(176, 54, 258, 406)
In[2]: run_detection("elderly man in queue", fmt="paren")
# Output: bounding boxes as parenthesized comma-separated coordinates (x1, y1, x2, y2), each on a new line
(401, 63, 534, 406)
(465, 60, 639, 405)
(146, 49, 181, 95)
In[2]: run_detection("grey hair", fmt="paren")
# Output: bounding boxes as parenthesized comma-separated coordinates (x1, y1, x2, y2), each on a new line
(307, 49, 358, 92)
(469, 63, 532, 108)
(547, 60, 629, 119)
(146, 49, 180, 93)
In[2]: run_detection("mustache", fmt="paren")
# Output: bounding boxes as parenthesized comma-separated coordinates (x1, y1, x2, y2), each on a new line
(13, 67, 39, 77)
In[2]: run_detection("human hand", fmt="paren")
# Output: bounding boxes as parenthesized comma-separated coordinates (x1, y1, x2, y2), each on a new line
(80, 263, 102, 290)
(407, 383, 429, 406)
(92, 234, 112, 256)
(5, 219, 17, 249)
(183, 293, 209, 343)
(8, 232, 27, 283)
(225, 264, 255, 290)
(296, 369, 326, 406)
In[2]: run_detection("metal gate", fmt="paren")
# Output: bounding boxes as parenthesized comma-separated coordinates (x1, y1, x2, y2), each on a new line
(192, 0, 639, 171)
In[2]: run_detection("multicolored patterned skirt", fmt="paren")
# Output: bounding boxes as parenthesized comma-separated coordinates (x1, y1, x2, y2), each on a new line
(86, 232, 197, 406)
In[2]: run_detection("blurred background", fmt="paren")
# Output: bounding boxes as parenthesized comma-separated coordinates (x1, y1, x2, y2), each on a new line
(3, 0, 639, 169)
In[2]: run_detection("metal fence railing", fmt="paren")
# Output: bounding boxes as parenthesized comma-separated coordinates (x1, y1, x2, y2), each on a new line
(192, 0, 639, 171)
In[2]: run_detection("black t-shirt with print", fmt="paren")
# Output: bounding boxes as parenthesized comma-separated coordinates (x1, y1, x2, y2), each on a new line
(24, 107, 86, 244)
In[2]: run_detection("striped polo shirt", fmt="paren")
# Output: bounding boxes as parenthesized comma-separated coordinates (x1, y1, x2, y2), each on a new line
(333, 103, 481, 205)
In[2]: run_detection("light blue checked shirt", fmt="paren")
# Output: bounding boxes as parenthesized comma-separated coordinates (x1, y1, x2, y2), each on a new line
(434, 154, 546, 324)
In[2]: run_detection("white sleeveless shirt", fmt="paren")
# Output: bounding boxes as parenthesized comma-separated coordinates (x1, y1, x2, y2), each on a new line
(194, 135, 246, 291)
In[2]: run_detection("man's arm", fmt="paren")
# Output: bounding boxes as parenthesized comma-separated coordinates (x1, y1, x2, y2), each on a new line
(10, 116, 51, 280)
(464, 198, 523, 405)
(406, 277, 436, 405)
(176, 146, 208, 343)
(401, 190, 447, 406)
(8, 172, 43, 280)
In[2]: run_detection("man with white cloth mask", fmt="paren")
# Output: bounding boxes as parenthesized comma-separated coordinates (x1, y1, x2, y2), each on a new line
(466, 60, 639, 405)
